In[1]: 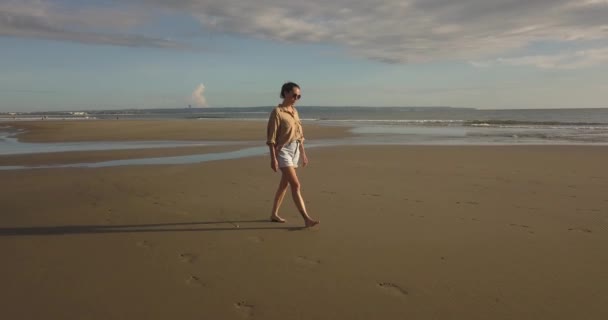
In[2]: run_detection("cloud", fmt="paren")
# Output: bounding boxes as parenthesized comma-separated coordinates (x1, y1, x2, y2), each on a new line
(0, 0, 190, 49)
(471, 47, 608, 69)
(2, 0, 608, 64)
(150, 0, 608, 63)
(191, 83, 207, 107)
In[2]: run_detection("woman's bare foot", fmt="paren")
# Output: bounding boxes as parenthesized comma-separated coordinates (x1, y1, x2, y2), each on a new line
(305, 219, 319, 228)
(270, 216, 286, 223)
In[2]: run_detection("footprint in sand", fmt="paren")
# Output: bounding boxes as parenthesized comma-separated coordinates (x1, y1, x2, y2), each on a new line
(234, 301, 254, 318)
(510, 224, 535, 234)
(248, 236, 264, 243)
(378, 282, 408, 296)
(179, 253, 197, 264)
(362, 193, 381, 197)
(104, 209, 114, 223)
(136, 240, 153, 249)
(568, 227, 592, 233)
(185, 275, 204, 287)
(294, 256, 321, 267)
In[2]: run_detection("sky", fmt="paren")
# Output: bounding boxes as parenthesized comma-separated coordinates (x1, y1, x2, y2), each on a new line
(1, 0, 608, 112)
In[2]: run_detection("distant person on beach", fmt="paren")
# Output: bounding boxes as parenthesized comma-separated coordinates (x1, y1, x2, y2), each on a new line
(266, 82, 319, 228)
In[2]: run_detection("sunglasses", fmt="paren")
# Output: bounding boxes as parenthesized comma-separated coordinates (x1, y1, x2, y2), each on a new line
(292, 93, 302, 100)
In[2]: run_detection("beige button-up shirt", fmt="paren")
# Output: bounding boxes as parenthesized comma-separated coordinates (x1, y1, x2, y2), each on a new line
(266, 105, 305, 148)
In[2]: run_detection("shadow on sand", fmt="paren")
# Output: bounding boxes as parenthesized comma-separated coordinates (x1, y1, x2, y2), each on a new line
(0, 219, 307, 236)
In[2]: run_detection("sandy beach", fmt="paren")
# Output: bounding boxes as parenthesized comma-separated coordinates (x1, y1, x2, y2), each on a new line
(1, 120, 608, 319)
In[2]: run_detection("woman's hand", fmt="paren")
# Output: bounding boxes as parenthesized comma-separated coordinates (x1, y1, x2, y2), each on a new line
(271, 157, 279, 172)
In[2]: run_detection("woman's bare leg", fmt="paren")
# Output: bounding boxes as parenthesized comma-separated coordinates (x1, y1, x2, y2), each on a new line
(280, 166, 319, 227)
(270, 172, 289, 222)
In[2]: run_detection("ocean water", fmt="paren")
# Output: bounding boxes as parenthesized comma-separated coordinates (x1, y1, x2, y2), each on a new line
(1, 107, 608, 170)
(3, 107, 608, 146)
(256, 107, 608, 144)
(73, 106, 608, 144)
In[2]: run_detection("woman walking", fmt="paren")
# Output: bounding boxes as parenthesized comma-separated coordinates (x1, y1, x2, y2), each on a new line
(267, 82, 319, 228)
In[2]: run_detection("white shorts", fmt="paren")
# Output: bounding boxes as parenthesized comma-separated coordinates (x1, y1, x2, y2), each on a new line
(277, 141, 300, 168)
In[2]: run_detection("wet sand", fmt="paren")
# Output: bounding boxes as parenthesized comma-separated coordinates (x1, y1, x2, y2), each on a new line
(1, 120, 608, 319)
(5, 119, 350, 142)
(0, 145, 243, 166)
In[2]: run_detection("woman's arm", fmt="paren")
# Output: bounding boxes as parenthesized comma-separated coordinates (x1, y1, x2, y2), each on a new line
(299, 141, 308, 167)
(269, 144, 278, 172)
(266, 109, 280, 147)
(267, 109, 280, 172)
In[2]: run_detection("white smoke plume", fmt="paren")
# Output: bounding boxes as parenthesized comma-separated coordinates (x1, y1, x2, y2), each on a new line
(191, 83, 207, 107)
